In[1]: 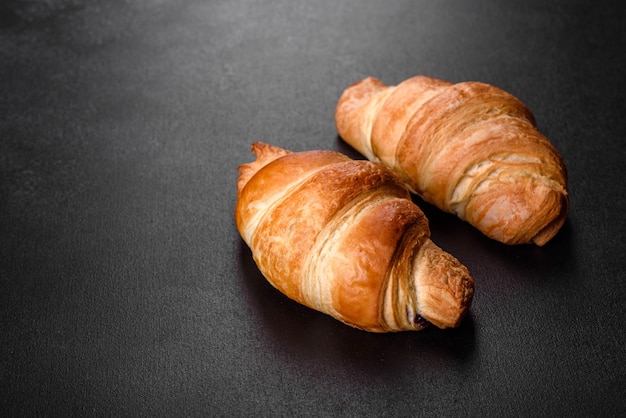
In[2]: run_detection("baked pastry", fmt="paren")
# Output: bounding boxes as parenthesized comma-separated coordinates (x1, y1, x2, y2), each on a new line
(335, 75, 569, 245)
(236, 142, 474, 332)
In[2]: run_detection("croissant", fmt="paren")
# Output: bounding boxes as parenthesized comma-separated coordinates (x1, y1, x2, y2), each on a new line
(335, 75, 569, 246)
(236, 142, 474, 332)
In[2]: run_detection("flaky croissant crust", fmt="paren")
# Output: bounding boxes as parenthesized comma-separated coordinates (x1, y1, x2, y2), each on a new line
(236, 142, 474, 332)
(335, 75, 569, 246)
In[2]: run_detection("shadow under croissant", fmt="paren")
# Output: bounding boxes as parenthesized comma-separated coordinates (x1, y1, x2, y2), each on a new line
(236, 240, 477, 376)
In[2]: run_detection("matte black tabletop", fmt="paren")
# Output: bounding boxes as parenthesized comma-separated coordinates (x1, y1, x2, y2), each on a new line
(2, 0, 625, 416)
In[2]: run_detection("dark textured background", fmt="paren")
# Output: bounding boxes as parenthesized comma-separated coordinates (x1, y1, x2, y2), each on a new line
(1, 0, 625, 416)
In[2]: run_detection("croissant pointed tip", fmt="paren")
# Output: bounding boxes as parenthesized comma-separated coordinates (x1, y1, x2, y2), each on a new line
(250, 141, 290, 159)
(237, 142, 292, 193)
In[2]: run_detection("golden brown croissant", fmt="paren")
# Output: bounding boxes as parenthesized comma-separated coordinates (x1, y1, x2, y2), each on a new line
(236, 142, 474, 332)
(335, 75, 569, 246)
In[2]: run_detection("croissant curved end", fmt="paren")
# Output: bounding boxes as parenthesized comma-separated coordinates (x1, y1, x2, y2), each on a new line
(531, 192, 569, 246)
(463, 176, 569, 246)
(413, 241, 474, 329)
